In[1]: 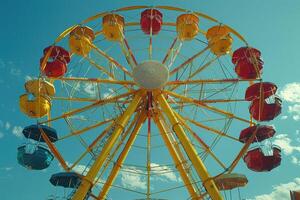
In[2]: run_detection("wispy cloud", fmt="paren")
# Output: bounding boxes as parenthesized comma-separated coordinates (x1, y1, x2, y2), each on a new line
(253, 178, 300, 200)
(151, 163, 181, 182)
(0, 131, 4, 139)
(12, 126, 23, 138)
(120, 166, 147, 190)
(279, 83, 300, 121)
(273, 134, 300, 155)
(291, 156, 300, 166)
(280, 83, 300, 103)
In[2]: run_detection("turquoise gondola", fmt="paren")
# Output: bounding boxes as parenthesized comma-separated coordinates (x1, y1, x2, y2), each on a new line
(17, 144, 54, 170)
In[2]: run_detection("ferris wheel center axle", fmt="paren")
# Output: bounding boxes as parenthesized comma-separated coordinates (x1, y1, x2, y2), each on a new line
(133, 60, 169, 89)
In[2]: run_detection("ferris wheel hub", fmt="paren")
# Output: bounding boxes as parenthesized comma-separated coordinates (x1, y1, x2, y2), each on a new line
(133, 60, 169, 89)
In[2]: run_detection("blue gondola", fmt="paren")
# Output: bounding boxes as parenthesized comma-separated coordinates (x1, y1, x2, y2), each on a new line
(22, 124, 58, 142)
(50, 172, 82, 188)
(17, 144, 54, 170)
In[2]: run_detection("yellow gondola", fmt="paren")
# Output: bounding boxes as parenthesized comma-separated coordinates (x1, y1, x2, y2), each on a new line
(19, 94, 51, 118)
(69, 26, 95, 56)
(102, 14, 125, 41)
(24, 79, 55, 97)
(206, 25, 233, 55)
(176, 14, 199, 41)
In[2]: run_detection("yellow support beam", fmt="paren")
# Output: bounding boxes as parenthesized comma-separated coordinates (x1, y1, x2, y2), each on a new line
(98, 112, 147, 199)
(71, 90, 144, 200)
(156, 93, 222, 200)
(40, 128, 69, 171)
(153, 113, 200, 200)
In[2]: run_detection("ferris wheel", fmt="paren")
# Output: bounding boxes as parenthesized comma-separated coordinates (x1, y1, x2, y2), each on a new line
(18, 5, 282, 200)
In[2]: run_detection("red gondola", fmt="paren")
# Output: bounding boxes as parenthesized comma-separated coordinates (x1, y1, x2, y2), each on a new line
(244, 146, 281, 172)
(43, 46, 71, 64)
(239, 125, 276, 143)
(245, 82, 277, 101)
(140, 9, 163, 35)
(249, 98, 282, 121)
(232, 47, 261, 64)
(232, 47, 263, 79)
(40, 58, 67, 78)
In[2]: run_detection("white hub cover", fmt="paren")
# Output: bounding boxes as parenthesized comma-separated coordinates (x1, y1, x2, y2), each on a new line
(133, 60, 169, 89)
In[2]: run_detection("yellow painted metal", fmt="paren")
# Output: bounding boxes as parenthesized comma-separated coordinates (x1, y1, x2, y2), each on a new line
(165, 90, 254, 125)
(227, 127, 258, 173)
(59, 118, 114, 140)
(55, 25, 79, 43)
(84, 56, 115, 79)
(69, 122, 116, 171)
(184, 117, 239, 142)
(94, 112, 140, 186)
(39, 90, 136, 124)
(167, 78, 260, 85)
(52, 96, 99, 102)
(54, 77, 135, 85)
(175, 112, 227, 170)
(71, 91, 144, 200)
(98, 112, 147, 199)
(40, 128, 69, 171)
(89, 42, 132, 77)
(170, 46, 210, 75)
(153, 113, 199, 199)
(156, 93, 222, 200)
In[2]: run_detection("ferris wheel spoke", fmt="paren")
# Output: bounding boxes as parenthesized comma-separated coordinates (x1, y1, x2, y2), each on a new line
(164, 90, 254, 125)
(53, 77, 135, 86)
(94, 112, 141, 188)
(39, 90, 137, 125)
(59, 118, 114, 140)
(155, 92, 223, 199)
(39, 128, 70, 171)
(84, 56, 115, 79)
(153, 113, 200, 199)
(69, 121, 117, 172)
(170, 46, 210, 75)
(98, 111, 147, 199)
(72, 91, 145, 200)
(119, 37, 138, 69)
(89, 42, 132, 77)
(227, 128, 259, 174)
(162, 37, 183, 69)
(175, 112, 227, 170)
(167, 78, 260, 85)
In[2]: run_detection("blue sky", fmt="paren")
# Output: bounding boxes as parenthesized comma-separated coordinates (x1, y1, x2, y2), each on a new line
(1, 0, 300, 199)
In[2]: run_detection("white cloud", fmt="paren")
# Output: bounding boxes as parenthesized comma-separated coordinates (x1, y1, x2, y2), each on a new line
(280, 83, 300, 103)
(291, 156, 300, 166)
(254, 178, 300, 200)
(10, 68, 21, 76)
(280, 115, 288, 120)
(83, 83, 97, 97)
(273, 134, 300, 156)
(25, 75, 33, 81)
(0, 132, 4, 139)
(151, 163, 181, 182)
(12, 126, 23, 138)
(288, 104, 300, 114)
(120, 167, 147, 190)
(5, 122, 10, 130)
